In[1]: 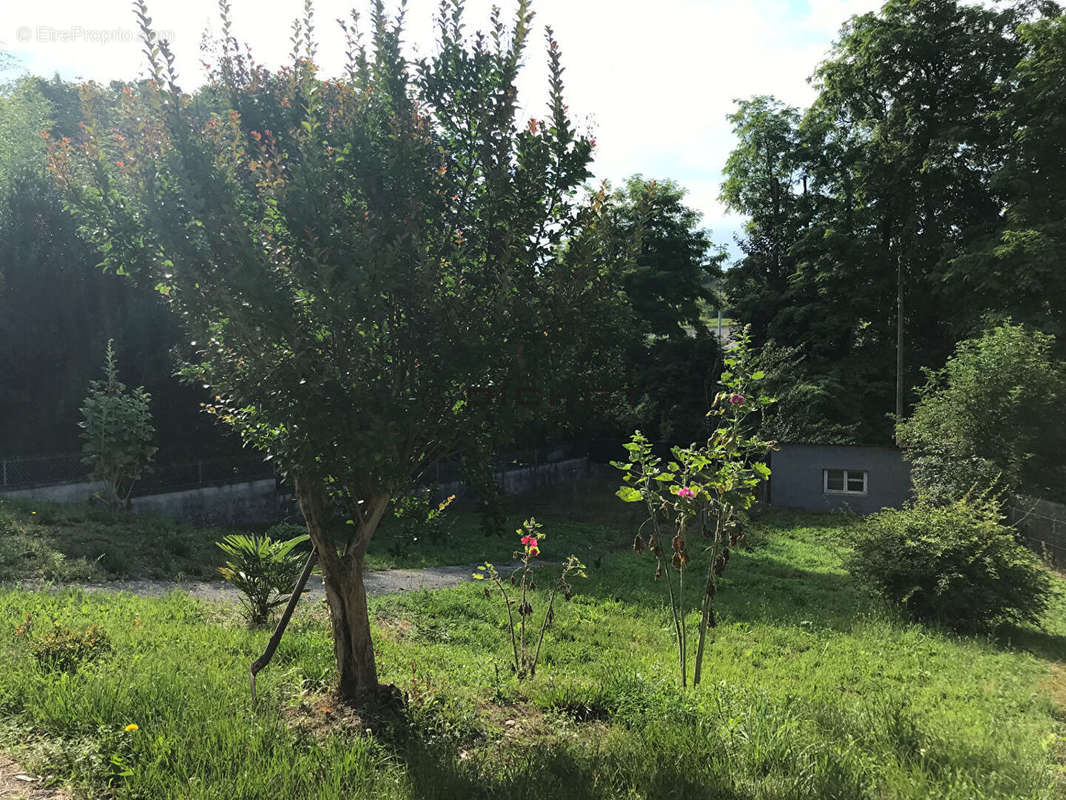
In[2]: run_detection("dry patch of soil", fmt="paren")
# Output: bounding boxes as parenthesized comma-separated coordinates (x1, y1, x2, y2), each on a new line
(0, 754, 68, 800)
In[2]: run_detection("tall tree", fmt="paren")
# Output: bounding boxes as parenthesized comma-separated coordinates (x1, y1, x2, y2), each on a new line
(949, 13, 1066, 341)
(605, 176, 724, 441)
(50, 0, 614, 702)
(720, 96, 804, 346)
(723, 0, 1060, 442)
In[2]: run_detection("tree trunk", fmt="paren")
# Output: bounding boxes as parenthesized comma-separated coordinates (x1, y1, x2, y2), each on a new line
(323, 555, 378, 700)
(295, 476, 390, 704)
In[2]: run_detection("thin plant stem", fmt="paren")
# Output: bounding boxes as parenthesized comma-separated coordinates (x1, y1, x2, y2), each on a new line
(694, 513, 723, 686)
(494, 575, 520, 675)
(519, 566, 528, 673)
(531, 583, 560, 678)
(648, 497, 685, 687)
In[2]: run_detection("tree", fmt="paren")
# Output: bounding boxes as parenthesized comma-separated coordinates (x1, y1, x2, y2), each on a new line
(897, 323, 1066, 503)
(949, 13, 1066, 341)
(722, 1, 1060, 443)
(50, 0, 610, 702)
(609, 176, 717, 339)
(0, 75, 224, 458)
(604, 176, 724, 441)
(79, 340, 157, 510)
(720, 96, 806, 347)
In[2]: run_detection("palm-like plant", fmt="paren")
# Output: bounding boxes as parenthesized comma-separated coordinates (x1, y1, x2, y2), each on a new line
(217, 533, 310, 625)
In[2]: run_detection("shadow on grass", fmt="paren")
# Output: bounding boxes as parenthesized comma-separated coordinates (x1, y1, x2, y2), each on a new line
(576, 546, 872, 633)
(398, 737, 755, 800)
(993, 624, 1066, 662)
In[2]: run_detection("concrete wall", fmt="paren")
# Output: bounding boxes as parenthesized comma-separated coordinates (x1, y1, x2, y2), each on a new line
(1, 480, 105, 504)
(131, 479, 289, 526)
(1, 458, 591, 525)
(769, 444, 912, 514)
(1, 478, 289, 526)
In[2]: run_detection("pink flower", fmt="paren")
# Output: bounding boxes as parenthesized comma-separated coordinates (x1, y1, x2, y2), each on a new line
(729, 394, 746, 405)
(677, 487, 695, 499)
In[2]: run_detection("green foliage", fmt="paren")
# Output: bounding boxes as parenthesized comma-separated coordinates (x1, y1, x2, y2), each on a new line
(474, 517, 586, 679)
(608, 176, 718, 339)
(49, 0, 621, 696)
(599, 176, 726, 441)
(14, 616, 112, 673)
(386, 492, 456, 560)
(848, 495, 1053, 629)
(217, 531, 309, 625)
(0, 507, 1063, 798)
(722, 2, 1066, 443)
(897, 323, 1066, 503)
(754, 340, 856, 444)
(0, 74, 213, 458)
(612, 329, 776, 685)
(79, 340, 157, 511)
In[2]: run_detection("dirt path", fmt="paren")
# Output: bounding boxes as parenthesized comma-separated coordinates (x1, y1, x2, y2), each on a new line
(0, 753, 67, 800)
(23, 563, 497, 602)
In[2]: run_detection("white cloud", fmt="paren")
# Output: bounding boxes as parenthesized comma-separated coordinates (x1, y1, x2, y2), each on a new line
(2, 0, 882, 248)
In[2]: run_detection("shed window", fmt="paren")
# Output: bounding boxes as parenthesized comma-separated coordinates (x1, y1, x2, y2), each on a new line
(824, 469, 867, 495)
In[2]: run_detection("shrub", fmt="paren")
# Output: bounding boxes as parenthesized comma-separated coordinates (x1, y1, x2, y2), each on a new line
(897, 323, 1066, 503)
(15, 617, 113, 673)
(79, 340, 157, 511)
(217, 532, 309, 625)
(387, 491, 456, 559)
(847, 495, 1052, 629)
(474, 518, 586, 680)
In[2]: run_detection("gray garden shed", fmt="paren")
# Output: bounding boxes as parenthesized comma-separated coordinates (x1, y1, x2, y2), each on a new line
(767, 443, 913, 514)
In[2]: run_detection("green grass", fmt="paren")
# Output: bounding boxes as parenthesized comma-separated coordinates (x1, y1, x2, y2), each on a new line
(0, 499, 231, 582)
(0, 478, 634, 579)
(0, 492, 1064, 798)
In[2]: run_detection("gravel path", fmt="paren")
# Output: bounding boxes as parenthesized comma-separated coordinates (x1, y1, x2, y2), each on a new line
(21, 564, 496, 602)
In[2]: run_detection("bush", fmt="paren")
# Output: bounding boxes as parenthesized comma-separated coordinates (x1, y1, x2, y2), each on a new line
(217, 532, 309, 625)
(79, 340, 157, 511)
(897, 323, 1066, 503)
(847, 495, 1052, 629)
(15, 617, 113, 673)
(387, 491, 456, 559)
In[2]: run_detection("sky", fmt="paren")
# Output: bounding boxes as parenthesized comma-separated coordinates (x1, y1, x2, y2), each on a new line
(1, 0, 883, 254)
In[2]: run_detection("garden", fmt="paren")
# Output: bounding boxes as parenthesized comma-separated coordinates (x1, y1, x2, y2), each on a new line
(2, 480, 1065, 800)
(3, 0, 1066, 797)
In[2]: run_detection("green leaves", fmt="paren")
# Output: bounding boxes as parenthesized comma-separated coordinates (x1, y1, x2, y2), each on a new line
(612, 329, 776, 554)
(79, 340, 157, 511)
(217, 529, 310, 625)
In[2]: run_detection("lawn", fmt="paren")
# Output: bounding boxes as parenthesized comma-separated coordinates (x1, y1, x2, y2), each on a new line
(0, 478, 633, 580)
(0, 484, 1064, 798)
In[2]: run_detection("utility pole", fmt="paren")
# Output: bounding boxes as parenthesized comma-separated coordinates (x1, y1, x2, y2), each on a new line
(895, 253, 904, 445)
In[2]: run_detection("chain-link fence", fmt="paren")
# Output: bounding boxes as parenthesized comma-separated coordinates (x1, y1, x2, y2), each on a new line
(1009, 495, 1066, 567)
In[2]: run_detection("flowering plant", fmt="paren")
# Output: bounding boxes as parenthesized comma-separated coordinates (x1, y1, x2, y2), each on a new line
(613, 328, 776, 686)
(474, 518, 586, 679)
